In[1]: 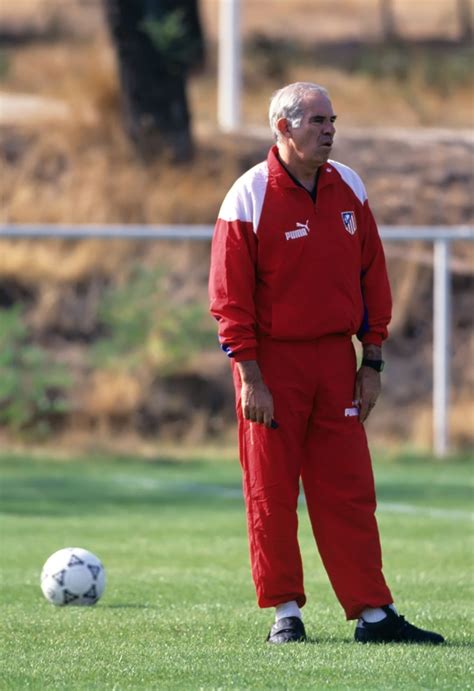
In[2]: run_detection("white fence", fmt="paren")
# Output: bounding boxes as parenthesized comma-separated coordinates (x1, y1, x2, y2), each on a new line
(1, 223, 473, 457)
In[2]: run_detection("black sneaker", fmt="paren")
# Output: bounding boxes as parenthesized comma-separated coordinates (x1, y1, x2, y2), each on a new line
(267, 616, 307, 644)
(354, 606, 445, 644)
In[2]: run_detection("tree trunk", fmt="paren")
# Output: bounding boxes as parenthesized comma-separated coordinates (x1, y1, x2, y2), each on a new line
(103, 0, 204, 163)
(379, 0, 397, 41)
(457, 0, 473, 41)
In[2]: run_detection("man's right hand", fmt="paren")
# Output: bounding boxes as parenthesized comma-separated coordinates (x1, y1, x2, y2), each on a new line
(237, 361, 274, 428)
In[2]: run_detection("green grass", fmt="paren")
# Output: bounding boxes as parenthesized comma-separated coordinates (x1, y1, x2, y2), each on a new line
(1, 448, 473, 689)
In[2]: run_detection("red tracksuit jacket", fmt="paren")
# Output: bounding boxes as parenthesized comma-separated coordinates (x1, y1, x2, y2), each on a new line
(209, 146, 392, 361)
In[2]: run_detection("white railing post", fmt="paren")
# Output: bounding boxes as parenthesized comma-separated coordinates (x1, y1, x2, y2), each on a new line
(218, 0, 241, 133)
(433, 239, 451, 457)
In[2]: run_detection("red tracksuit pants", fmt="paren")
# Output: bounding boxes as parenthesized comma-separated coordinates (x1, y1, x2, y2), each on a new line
(232, 334, 393, 620)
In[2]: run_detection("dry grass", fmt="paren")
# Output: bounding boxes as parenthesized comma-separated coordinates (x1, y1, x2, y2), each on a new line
(0, 32, 472, 228)
(3, 36, 474, 129)
(0, 238, 142, 283)
(200, 0, 474, 41)
(1, 1, 473, 130)
(241, 64, 474, 128)
(1, 0, 470, 42)
(0, 0, 103, 40)
(0, 41, 244, 225)
(0, 129, 240, 224)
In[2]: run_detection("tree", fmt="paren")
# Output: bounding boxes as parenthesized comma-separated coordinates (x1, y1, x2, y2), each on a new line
(104, 0, 204, 163)
(379, 0, 397, 41)
(457, 0, 473, 41)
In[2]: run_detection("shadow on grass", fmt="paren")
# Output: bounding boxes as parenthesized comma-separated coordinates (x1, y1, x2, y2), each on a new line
(0, 475, 244, 517)
(1, 454, 472, 517)
(375, 480, 473, 506)
(0, 455, 244, 517)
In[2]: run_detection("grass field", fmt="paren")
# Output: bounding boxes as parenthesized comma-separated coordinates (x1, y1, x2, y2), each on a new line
(1, 448, 473, 689)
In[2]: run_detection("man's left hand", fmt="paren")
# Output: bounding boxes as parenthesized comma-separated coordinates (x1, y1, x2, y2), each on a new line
(354, 366, 381, 423)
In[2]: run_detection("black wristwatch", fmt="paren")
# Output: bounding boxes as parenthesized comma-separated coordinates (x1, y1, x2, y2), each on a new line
(361, 358, 385, 372)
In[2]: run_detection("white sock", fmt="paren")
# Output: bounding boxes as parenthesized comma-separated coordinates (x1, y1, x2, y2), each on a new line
(275, 600, 302, 622)
(357, 603, 397, 627)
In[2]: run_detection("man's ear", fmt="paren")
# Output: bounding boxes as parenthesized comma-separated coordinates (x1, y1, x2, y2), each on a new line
(276, 117, 291, 139)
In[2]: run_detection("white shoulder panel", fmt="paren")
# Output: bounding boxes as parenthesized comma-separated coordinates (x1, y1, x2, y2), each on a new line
(329, 160, 367, 204)
(217, 161, 269, 233)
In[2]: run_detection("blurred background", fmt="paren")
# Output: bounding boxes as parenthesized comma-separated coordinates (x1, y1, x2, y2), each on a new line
(0, 0, 473, 455)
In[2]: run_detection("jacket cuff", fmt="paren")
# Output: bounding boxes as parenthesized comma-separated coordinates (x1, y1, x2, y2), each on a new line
(233, 348, 258, 362)
(361, 332, 384, 347)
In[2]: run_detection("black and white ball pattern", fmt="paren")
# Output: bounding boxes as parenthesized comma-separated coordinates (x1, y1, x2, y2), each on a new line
(41, 547, 106, 606)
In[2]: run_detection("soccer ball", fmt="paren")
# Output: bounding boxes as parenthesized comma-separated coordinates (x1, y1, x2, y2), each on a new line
(40, 547, 106, 606)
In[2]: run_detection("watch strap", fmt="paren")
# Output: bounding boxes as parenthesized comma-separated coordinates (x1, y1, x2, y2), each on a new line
(361, 358, 385, 372)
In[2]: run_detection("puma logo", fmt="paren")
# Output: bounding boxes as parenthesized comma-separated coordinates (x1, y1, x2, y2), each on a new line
(285, 220, 310, 241)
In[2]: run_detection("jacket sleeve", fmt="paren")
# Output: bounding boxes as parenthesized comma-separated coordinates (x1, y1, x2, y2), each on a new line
(208, 211, 258, 362)
(357, 201, 392, 346)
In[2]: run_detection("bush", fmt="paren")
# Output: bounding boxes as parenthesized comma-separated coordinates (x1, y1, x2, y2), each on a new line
(92, 265, 215, 376)
(0, 306, 72, 436)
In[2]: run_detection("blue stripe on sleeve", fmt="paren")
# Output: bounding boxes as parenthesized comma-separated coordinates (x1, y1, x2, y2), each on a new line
(220, 342, 234, 358)
(357, 304, 369, 340)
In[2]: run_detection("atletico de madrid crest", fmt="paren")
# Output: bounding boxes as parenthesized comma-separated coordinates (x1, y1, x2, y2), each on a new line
(341, 211, 357, 235)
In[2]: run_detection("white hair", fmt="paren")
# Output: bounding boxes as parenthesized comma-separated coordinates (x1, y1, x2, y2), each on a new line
(269, 82, 330, 142)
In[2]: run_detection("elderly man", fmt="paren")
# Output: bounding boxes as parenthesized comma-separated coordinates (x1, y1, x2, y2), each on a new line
(209, 82, 444, 645)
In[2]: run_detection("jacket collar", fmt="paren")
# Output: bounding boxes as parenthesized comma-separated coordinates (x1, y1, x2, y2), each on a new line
(267, 145, 336, 191)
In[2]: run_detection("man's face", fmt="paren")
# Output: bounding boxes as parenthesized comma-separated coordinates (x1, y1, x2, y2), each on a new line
(284, 92, 337, 167)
